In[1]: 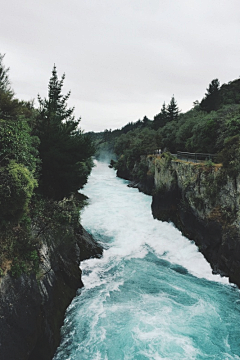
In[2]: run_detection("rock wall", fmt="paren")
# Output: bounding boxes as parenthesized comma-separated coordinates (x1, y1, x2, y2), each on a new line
(117, 155, 155, 195)
(116, 154, 240, 287)
(0, 225, 102, 360)
(152, 156, 240, 287)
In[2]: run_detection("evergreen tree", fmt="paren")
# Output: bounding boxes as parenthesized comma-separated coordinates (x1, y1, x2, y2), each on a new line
(142, 115, 150, 127)
(167, 96, 179, 121)
(0, 53, 18, 121)
(36, 65, 95, 200)
(160, 102, 168, 119)
(205, 79, 220, 97)
(153, 102, 168, 130)
(0, 53, 11, 93)
(200, 79, 220, 112)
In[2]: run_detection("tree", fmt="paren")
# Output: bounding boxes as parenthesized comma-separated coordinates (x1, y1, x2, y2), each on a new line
(142, 115, 150, 127)
(0, 54, 38, 225)
(36, 65, 95, 200)
(158, 120, 178, 152)
(200, 79, 220, 112)
(153, 102, 168, 130)
(0, 54, 39, 172)
(0, 54, 19, 121)
(167, 96, 179, 122)
(193, 100, 200, 109)
(205, 79, 220, 97)
(160, 102, 168, 120)
(0, 53, 12, 93)
(218, 135, 240, 178)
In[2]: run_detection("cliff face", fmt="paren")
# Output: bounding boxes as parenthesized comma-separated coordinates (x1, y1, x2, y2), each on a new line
(116, 154, 240, 287)
(152, 156, 240, 286)
(0, 225, 102, 360)
(117, 155, 155, 195)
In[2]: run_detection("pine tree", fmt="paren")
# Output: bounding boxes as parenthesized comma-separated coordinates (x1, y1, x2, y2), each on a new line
(200, 79, 220, 112)
(167, 96, 179, 121)
(36, 65, 95, 200)
(153, 102, 168, 130)
(205, 79, 220, 97)
(0, 53, 11, 93)
(160, 102, 168, 121)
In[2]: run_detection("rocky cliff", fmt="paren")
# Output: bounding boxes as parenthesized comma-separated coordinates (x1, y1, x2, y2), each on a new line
(116, 154, 240, 287)
(152, 155, 240, 287)
(117, 155, 155, 195)
(0, 224, 102, 360)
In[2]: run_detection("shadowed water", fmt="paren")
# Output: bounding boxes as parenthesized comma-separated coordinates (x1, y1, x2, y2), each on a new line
(54, 161, 240, 360)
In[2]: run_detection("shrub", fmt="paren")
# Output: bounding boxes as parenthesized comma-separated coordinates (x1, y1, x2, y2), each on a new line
(217, 135, 240, 178)
(0, 161, 37, 223)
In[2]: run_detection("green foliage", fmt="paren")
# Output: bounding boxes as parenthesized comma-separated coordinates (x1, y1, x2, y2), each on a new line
(0, 56, 39, 175)
(167, 96, 179, 121)
(219, 79, 240, 105)
(93, 77, 240, 184)
(186, 112, 219, 153)
(109, 78, 240, 175)
(175, 109, 197, 150)
(200, 79, 220, 112)
(10, 249, 40, 278)
(134, 157, 149, 182)
(114, 127, 159, 173)
(217, 135, 240, 178)
(153, 102, 168, 130)
(1, 192, 86, 278)
(153, 97, 179, 131)
(0, 161, 37, 223)
(10, 258, 27, 277)
(160, 151, 175, 165)
(204, 159, 214, 167)
(36, 65, 95, 200)
(0, 216, 40, 277)
(158, 121, 178, 152)
(0, 55, 95, 279)
(0, 53, 11, 93)
(200, 170, 218, 203)
(109, 159, 116, 168)
(30, 194, 86, 257)
(114, 154, 128, 174)
(0, 118, 39, 171)
(200, 78, 240, 113)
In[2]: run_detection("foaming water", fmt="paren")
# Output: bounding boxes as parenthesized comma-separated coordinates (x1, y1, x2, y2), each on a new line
(54, 161, 240, 360)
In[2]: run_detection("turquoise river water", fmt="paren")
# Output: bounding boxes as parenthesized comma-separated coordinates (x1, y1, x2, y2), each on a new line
(53, 161, 240, 360)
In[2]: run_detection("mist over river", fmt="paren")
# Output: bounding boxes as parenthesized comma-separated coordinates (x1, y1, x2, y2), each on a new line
(54, 161, 240, 360)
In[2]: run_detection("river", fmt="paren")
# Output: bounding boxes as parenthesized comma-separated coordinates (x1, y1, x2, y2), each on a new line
(53, 161, 240, 360)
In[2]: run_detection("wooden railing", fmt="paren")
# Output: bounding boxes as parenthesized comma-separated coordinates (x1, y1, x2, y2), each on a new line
(176, 151, 217, 163)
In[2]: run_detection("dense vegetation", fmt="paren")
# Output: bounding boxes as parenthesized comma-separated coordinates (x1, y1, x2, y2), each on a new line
(90, 79, 240, 177)
(0, 54, 94, 277)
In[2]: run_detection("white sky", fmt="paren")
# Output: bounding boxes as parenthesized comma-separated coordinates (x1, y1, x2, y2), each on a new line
(1, 0, 240, 132)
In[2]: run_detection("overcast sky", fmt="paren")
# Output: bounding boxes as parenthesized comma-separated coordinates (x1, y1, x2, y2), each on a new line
(1, 0, 240, 132)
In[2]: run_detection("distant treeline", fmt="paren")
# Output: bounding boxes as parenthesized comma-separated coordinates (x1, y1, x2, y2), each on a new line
(89, 77, 240, 174)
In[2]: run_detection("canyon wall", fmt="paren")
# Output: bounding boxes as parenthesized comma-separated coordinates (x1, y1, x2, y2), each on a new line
(117, 154, 240, 287)
(0, 225, 102, 360)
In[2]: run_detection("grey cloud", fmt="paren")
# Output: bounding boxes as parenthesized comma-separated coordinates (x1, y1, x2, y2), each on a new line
(0, 0, 240, 131)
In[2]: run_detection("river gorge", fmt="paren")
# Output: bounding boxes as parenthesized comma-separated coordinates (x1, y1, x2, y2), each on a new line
(53, 161, 240, 360)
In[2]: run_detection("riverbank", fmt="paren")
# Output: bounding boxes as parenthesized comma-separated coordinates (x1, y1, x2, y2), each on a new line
(0, 223, 102, 360)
